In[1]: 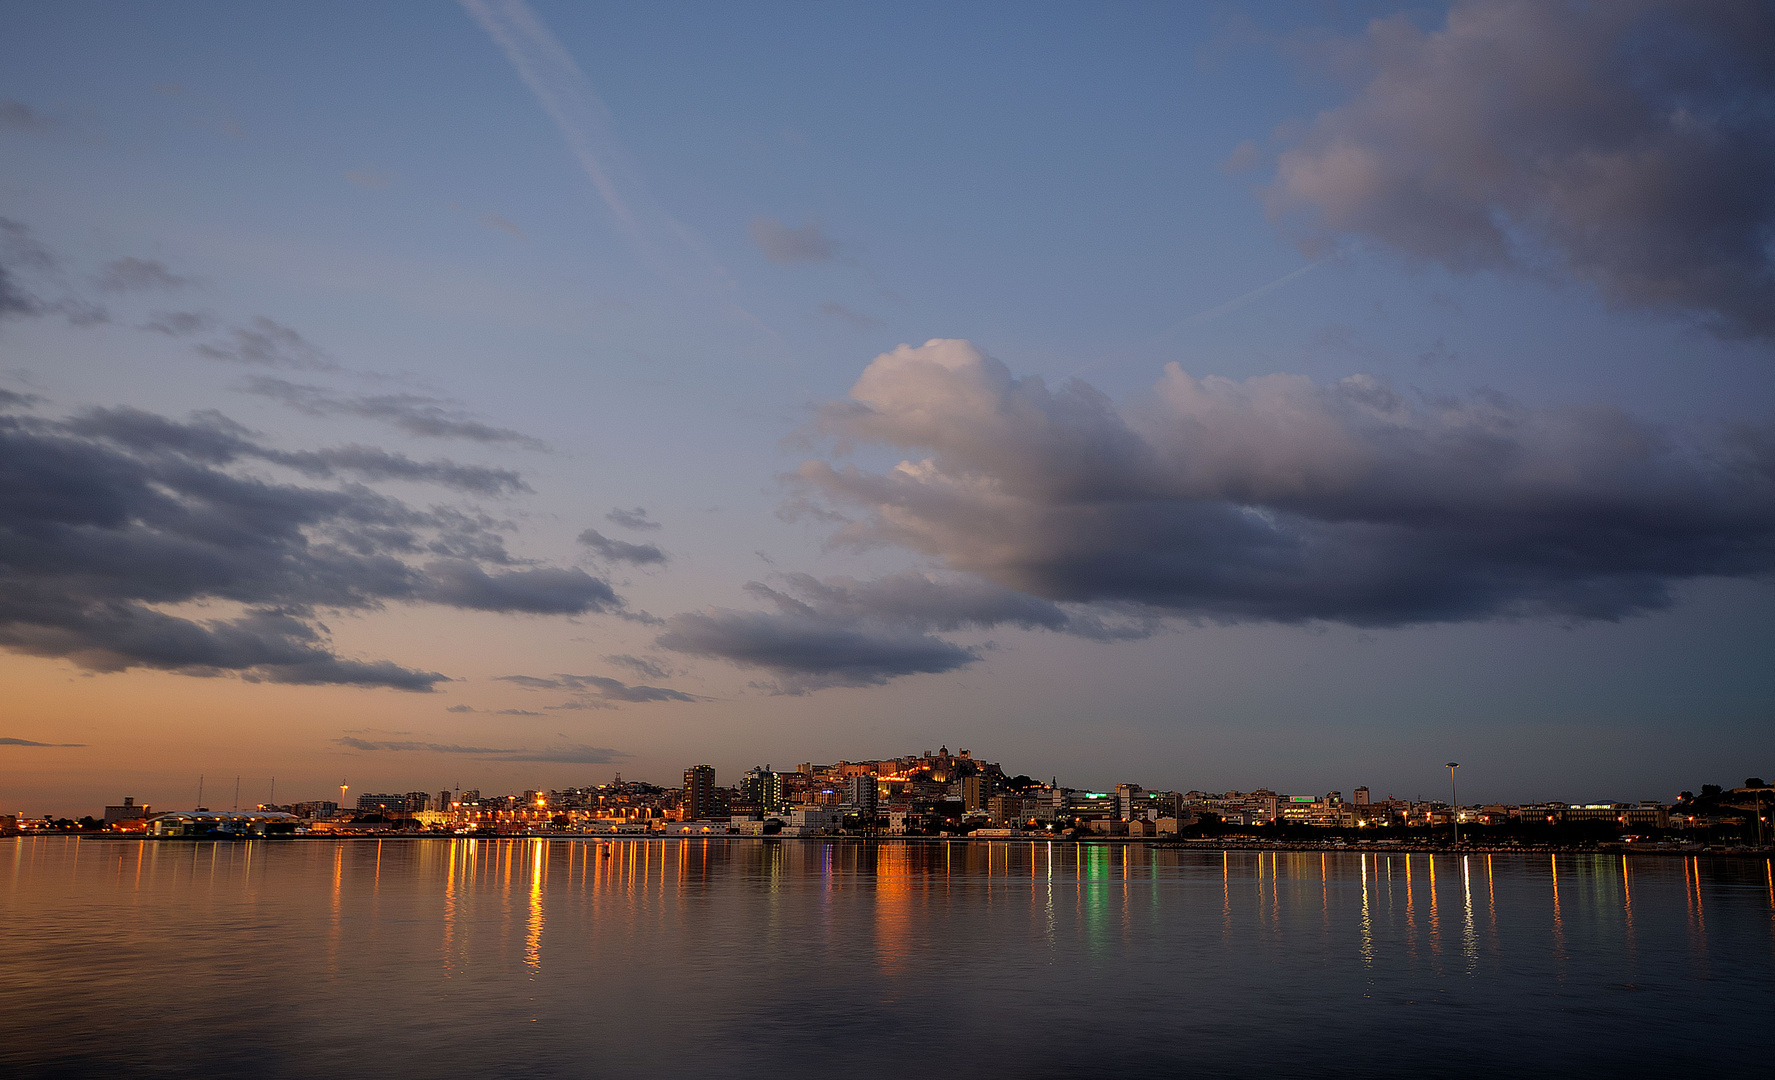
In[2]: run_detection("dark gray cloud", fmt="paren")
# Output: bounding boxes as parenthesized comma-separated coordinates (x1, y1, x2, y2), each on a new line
(196, 316, 337, 369)
(1, 219, 51, 319)
(1265, 0, 1775, 337)
(577, 528, 666, 565)
(0, 99, 52, 132)
(334, 735, 622, 763)
(0, 737, 84, 747)
(97, 257, 191, 293)
(0, 400, 622, 689)
(657, 600, 977, 695)
(241, 377, 547, 449)
(602, 652, 670, 680)
(605, 506, 660, 531)
(142, 310, 211, 336)
(497, 671, 702, 707)
(0, 220, 106, 327)
(423, 561, 616, 614)
(749, 217, 840, 264)
(0, 265, 40, 319)
(652, 567, 1153, 695)
(65, 407, 530, 496)
(792, 339, 1775, 628)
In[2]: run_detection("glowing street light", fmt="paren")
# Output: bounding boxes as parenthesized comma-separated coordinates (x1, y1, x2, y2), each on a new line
(1446, 763, 1460, 844)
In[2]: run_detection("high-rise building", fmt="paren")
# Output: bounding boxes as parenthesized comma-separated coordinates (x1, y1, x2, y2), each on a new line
(683, 765, 717, 821)
(1354, 787, 1371, 805)
(961, 775, 991, 812)
(742, 766, 782, 813)
(846, 775, 878, 817)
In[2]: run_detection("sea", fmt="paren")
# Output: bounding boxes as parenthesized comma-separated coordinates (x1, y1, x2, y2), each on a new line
(2, 837, 1771, 1078)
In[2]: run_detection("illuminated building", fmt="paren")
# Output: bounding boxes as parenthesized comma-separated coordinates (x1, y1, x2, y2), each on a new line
(103, 796, 149, 825)
(683, 764, 717, 821)
(847, 775, 879, 820)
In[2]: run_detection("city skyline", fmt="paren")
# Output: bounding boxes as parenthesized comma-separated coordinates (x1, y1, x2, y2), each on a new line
(3, 0, 1773, 817)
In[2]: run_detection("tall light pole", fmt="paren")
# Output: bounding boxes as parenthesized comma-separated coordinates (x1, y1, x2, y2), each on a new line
(1446, 763, 1461, 845)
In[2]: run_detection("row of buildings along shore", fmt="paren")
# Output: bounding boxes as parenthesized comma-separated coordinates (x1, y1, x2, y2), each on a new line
(9, 746, 1770, 841)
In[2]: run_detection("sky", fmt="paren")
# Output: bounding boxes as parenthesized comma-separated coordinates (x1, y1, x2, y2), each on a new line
(1, 0, 1771, 816)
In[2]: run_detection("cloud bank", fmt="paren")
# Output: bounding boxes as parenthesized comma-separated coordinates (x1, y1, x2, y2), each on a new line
(497, 671, 701, 707)
(577, 528, 666, 565)
(1265, 0, 1775, 337)
(654, 569, 1154, 694)
(791, 339, 1775, 628)
(242, 377, 548, 449)
(335, 736, 623, 764)
(0, 401, 621, 689)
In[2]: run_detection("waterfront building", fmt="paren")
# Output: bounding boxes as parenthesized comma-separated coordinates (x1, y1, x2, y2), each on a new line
(103, 796, 149, 824)
(148, 809, 298, 837)
(683, 765, 717, 821)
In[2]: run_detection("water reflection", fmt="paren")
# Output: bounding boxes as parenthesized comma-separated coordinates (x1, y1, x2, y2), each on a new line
(2, 839, 1772, 1076)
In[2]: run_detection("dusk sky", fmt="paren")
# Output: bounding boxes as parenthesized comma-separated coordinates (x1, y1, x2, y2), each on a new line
(2, 0, 1771, 816)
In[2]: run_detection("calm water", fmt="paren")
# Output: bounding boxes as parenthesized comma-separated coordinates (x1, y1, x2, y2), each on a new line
(3, 838, 1772, 1078)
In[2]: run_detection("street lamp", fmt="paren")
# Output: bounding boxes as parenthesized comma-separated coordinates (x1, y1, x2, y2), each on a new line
(1445, 763, 1460, 844)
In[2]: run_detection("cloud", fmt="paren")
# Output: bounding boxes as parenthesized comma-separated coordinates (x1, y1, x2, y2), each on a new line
(0, 737, 84, 747)
(819, 301, 883, 331)
(0, 400, 623, 689)
(790, 338, 1775, 628)
(1, 218, 54, 320)
(750, 217, 840, 264)
(97, 257, 191, 293)
(605, 506, 660, 531)
(496, 671, 702, 706)
(241, 377, 548, 448)
(602, 652, 670, 679)
(577, 528, 666, 565)
(1264, 0, 1775, 337)
(334, 735, 622, 763)
(0, 265, 40, 319)
(196, 317, 337, 370)
(658, 602, 976, 694)
(460, 0, 736, 292)
(652, 567, 1153, 694)
(0, 99, 52, 132)
(65, 406, 530, 496)
(480, 211, 526, 239)
(422, 561, 618, 614)
(141, 311, 211, 336)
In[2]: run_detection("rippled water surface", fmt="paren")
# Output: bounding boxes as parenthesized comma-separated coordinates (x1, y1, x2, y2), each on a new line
(3, 837, 1772, 1077)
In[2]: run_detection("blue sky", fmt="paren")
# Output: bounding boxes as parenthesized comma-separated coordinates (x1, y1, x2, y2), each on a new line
(1, 0, 1771, 813)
